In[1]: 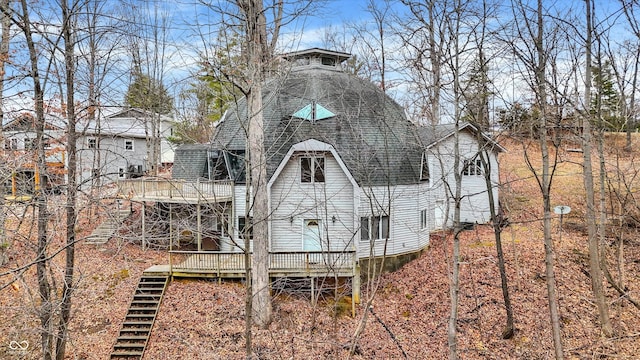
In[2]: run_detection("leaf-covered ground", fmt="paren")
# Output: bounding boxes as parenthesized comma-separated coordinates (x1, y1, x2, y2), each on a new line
(1, 136, 640, 359)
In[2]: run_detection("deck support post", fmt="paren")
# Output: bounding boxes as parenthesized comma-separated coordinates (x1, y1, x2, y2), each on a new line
(142, 201, 146, 250)
(352, 261, 360, 317)
(169, 204, 173, 277)
(197, 202, 201, 251)
(310, 277, 315, 306)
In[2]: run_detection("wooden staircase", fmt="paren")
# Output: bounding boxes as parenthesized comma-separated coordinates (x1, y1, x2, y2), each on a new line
(110, 274, 169, 359)
(86, 209, 131, 244)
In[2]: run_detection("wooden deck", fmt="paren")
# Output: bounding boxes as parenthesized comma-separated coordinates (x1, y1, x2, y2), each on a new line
(117, 179, 233, 203)
(144, 251, 357, 278)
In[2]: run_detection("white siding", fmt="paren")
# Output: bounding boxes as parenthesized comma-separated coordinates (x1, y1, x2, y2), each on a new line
(229, 185, 253, 252)
(356, 184, 431, 259)
(270, 152, 355, 252)
(427, 130, 500, 226)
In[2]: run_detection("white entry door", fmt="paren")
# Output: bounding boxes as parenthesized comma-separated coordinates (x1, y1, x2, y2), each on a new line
(303, 219, 322, 251)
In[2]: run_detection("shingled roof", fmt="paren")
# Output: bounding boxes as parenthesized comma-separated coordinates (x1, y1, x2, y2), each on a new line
(212, 49, 424, 186)
(172, 144, 210, 180)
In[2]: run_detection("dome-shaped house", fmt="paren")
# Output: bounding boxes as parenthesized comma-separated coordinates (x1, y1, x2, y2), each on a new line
(145, 48, 503, 288)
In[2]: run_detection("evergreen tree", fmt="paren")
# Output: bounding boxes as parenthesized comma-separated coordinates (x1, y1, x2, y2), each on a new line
(591, 61, 623, 131)
(126, 72, 173, 115)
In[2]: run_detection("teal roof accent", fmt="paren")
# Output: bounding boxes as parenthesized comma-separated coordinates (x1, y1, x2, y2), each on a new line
(293, 102, 335, 121)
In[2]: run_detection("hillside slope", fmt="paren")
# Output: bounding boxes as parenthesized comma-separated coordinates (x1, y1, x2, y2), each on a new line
(1, 136, 639, 359)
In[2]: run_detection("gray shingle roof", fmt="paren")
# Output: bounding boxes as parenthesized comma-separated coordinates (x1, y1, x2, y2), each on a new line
(213, 66, 424, 186)
(172, 144, 210, 180)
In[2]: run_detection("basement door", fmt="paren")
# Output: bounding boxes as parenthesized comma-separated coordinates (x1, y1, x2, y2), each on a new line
(303, 219, 322, 251)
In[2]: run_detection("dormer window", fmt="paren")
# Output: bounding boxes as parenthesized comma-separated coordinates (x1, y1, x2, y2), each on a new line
(293, 101, 335, 122)
(301, 156, 325, 183)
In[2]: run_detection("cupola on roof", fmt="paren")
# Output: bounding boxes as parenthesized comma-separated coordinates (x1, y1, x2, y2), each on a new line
(281, 48, 351, 71)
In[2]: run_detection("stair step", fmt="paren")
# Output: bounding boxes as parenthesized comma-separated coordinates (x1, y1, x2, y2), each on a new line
(111, 351, 143, 357)
(122, 321, 153, 327)
(114, 344, 145, 349)
(130, 302, 158, 307)
(119, 328, 151, 334)
(125, 315, 155, 320)
(110, 275, 167, 359)
(117, 335, 149, 341)
(128, 307, 157, 312)
(130, 300, 159, 305)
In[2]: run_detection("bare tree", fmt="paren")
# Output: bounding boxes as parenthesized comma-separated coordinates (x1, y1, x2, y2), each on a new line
(582, 0, 613, 338)
(0, 0, 10, 264)
(507, 0, 564, 357)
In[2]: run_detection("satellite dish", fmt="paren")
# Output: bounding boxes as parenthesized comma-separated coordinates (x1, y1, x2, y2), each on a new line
(553, 205, 571, 215)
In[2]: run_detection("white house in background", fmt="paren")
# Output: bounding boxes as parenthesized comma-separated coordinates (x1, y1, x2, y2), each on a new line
(76, 108, 174, 188)
(168, 48, 504, 264)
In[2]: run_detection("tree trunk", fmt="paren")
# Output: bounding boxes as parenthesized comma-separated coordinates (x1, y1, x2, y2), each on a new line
(239, 0, 272, 330)
(0, 0, 10, 260)
(534, 0, 564, 357)
(479, 149, 514, 338)
(55, 1, 78, 358)
(583, 0, 613, 338)
(18, 0, 54, 356)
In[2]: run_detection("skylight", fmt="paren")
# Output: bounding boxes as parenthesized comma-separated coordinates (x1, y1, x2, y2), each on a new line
(293, 102, 335, 122)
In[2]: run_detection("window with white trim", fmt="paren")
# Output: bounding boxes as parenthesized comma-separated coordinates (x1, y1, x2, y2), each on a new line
(124, 139, 134, 151)
(301, 156, 325, 183)
(360, 215, 390, 241)
(24, 138, 35, 150)
(87, 138, 97, 149)
(118, 168, 126, 179)
(463, 159, 482, 176)
(5, 138, 18, 150)
(420, 209, 428, 230)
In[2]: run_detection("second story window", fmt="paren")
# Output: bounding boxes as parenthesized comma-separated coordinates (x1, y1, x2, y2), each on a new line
(87, 138, 97, 149)
(463, 159, 482, 176)
(124, 139, 134, 151)
(301, 156, 325, 183)
(24, 138, 36, 150)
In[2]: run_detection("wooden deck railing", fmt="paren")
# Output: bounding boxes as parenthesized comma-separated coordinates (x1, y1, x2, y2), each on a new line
(118, 178, 233, 202)
(168, 250, 356, 277)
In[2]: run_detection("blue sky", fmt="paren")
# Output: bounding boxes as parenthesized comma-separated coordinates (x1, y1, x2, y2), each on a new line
(2, 0, 639, 122)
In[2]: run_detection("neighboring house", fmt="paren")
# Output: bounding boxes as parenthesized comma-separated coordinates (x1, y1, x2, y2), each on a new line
(122, 49, 503, 288)
(77, 108, 174, 188)
(1, 112, 66, 196)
